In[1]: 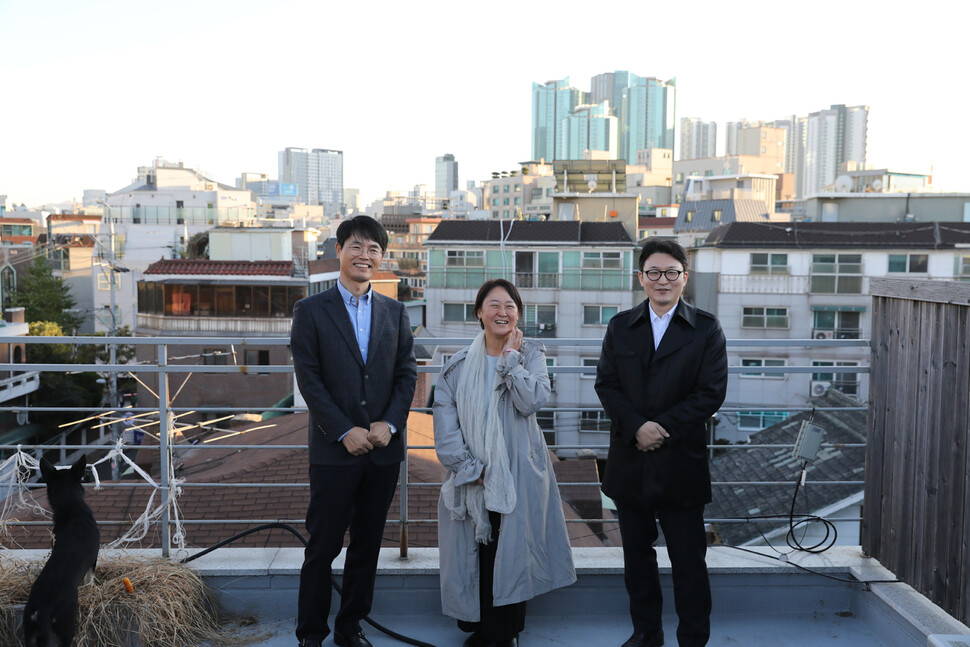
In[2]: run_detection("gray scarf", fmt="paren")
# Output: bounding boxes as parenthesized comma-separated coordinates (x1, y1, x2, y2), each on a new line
(441, 332, 516, 543)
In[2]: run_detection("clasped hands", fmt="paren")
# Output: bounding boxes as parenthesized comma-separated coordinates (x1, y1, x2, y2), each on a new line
(342, 421, 393, 456)
(635, 421, 669, 452)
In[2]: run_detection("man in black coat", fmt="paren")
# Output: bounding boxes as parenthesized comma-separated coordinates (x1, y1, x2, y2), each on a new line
(290, 216, 417, 647)
(595, 239, 727, 647)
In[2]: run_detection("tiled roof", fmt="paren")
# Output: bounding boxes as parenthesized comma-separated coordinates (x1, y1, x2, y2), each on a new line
(9, 412, 608, 551)
(426, 220, 633, 245)
(706, 389, 866, 546)
(674, 199, 772, 233)
(144, 259, 294, 276)
(705, 221, 970, 249)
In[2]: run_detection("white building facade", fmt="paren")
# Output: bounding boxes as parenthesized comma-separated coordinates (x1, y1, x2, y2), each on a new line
(691, 220, 970, 441)
(423, 219, 639, 458)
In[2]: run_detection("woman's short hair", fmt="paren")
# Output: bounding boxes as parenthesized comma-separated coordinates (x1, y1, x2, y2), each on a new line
(473, 279, 524, 330)
(336, 215, 388, 252)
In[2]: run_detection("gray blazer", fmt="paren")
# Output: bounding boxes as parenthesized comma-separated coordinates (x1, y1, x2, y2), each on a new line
(290, 286, 417, 466)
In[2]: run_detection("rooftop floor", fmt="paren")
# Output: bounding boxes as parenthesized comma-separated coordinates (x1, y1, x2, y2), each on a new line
(182, 546, 969, 647)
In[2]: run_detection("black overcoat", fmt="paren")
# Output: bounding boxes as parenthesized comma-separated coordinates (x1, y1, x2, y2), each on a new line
(595, 299, 727, 508)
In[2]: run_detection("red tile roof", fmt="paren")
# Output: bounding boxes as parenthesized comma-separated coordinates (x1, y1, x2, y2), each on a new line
(144, 259, 294, 276)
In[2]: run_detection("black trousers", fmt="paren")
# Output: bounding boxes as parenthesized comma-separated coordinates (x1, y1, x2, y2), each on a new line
(615, 502, 711, 647)
(296, 460, 399, 642)
(457, 510, 527, 641)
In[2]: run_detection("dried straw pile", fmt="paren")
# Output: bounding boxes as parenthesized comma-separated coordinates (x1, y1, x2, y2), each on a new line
(0, 555, 249, 646)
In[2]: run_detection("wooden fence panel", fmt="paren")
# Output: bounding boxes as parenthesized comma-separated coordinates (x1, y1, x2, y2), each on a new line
(865, 279, 970, 625)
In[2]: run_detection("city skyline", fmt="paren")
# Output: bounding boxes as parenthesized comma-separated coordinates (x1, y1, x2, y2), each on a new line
(1, 0, 967, 209)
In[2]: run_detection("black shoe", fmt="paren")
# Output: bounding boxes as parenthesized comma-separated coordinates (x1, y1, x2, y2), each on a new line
(481, 636, 518, 647)
(297, 639, 322, 647)
(333, 629, 373, 647)
(463, 632, 487, 647)
(621, 633, 657, 647)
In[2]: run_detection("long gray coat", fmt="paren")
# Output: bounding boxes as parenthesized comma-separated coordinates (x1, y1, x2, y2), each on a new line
(434, 339, 576, 621)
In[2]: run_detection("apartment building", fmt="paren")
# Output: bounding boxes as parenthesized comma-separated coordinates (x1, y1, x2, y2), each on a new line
(423, 219, 637, 457)
(690, 220, 970, 441)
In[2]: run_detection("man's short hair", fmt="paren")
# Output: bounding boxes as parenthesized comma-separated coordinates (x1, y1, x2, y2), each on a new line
(638, 238, 688, 272)
(473, 278, 524, 330)
(336, 215, 388, 252)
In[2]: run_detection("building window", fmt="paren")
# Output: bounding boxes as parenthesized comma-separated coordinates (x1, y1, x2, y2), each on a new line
(812, 361, 859, 396)
(712, 209, 721, 222)
(503, 185, 510, 193)
(738, 410, 790, 431)
(750, 253, 789, 275)
(580, 410, 611, 433)
(813, 310, 861, 339)
(244, 349, 271, 374)
(514, 197, 521, 205)
(503, 198, 509, 205)
(686, 211, 694, 222)
(676, 172, 684, 183)
(583, 305, 618, 325)
(888, 253, 929, 273)
(514, 185, 521, 192)
(740, 358, 786, 378)
(545, 358, 556, 392)
(523, 304, 557, 337)
(580, 357, 598, 379)
(811, 254, 863, 294)
(960, 255, 970, 279)
(446, 250, 484, 267)
(742, 306, 789, 328)
(443, 302, 476, 323)
(582, 251, 622, 269)
(97, 272, 121, 291)
(202, 349, 231, 365)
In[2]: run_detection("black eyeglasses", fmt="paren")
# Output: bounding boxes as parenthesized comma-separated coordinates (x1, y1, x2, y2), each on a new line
(640, 269, 685, 281)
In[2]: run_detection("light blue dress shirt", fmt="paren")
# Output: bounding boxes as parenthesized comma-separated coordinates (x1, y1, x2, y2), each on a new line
(334, 280, 395, 440)
(337, 280, 373, 364)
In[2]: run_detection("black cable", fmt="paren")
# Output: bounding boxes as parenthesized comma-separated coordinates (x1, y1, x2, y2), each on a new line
(182, 523, 438, 647)
(784, 461, 837, 553)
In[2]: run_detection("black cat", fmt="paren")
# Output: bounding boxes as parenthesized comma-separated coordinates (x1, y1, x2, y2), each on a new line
(23, 455, 100, 647)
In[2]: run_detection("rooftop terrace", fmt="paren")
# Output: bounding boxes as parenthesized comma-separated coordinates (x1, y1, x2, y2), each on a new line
(0, 277, 968, 645)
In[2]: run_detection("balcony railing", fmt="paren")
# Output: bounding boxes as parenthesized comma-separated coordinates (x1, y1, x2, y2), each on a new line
(137, 313, 294, 335)
(429, 269, 636, 291)
(0, 335, 869, 560)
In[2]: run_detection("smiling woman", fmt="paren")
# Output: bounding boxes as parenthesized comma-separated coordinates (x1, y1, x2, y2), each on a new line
(434, 277, 576, 647)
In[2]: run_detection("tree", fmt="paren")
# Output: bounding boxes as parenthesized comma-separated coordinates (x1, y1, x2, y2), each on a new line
(11, 255, 84, 331)
(27, 321, 102, 430)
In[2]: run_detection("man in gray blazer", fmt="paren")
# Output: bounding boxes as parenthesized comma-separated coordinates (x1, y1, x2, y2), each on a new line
(291, 216, 417, 647)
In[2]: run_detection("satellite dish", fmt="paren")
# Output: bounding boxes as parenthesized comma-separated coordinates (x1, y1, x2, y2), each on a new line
(834, 175, 853, 192)
(584, 174, 598, 192)
(871, 178, 883, 192)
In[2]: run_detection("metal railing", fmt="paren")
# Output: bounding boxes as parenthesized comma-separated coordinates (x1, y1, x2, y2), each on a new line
(0, 335, 869, 558)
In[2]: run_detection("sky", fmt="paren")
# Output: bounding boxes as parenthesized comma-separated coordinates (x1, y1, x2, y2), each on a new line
(2, 0, 968, 209)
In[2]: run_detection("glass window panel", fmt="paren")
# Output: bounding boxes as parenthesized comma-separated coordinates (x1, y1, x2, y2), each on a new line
(198, 285, 214, 316)
(270, 287, 287, 317)
(235, 286, 253, 317)
(888, 254, 906, 272)
(254, 286, 270, 317)
(909, 254, 928, 273)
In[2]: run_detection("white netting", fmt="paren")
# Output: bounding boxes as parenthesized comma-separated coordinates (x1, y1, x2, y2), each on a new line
(0, 436, 186, 553)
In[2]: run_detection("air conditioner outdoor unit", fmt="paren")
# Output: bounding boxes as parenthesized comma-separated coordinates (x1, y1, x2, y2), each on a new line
(814, 330, 835, 340)
(810, 380, 832, 397)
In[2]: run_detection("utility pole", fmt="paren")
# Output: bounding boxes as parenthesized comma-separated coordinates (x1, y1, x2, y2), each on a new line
(108, 215, 120, 480)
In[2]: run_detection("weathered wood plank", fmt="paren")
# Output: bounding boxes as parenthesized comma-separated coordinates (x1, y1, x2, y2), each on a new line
(869, 278, 970, 305)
